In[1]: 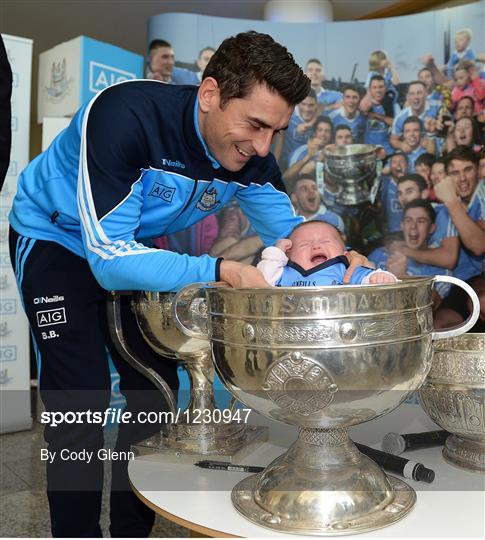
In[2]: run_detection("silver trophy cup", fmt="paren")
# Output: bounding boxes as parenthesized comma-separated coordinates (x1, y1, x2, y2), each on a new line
(173, 276, 479, 535)
(107, 291, 267, 462)
(324, 144, 382, 205)
(419, 333, 485, 473)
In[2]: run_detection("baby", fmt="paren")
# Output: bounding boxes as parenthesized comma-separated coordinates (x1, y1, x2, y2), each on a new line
(257, 220, 397, 287)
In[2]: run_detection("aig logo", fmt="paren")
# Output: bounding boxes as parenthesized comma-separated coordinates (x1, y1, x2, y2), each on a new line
(0, 346, 17, 363)
(0, 299, 16, 314)
(89, 62, 136, 93)
(36, 307, 67, 327)
(148, 182, 175, 203)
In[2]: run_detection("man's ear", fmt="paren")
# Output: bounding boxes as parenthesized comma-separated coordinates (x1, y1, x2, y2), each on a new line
(422, 188, 430, 199)
(198, 77, 219, 113)
(430, 223, 436, 236)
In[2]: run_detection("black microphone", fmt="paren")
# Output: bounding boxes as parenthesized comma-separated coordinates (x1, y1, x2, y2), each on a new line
(382, 430, 449, 455)
(355, 443, 435, 483)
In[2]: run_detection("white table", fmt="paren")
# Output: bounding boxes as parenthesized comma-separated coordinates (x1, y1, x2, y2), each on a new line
(128, 405, 485, 537)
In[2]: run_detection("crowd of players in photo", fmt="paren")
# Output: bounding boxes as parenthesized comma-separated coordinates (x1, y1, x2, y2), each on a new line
(148, 28, 485, 332)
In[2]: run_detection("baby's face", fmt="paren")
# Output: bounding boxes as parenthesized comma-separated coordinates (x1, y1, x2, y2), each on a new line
(288, 222, 345, 270)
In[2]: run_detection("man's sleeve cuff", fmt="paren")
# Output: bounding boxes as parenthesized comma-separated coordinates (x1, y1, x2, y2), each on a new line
(215, 257, 223, 282)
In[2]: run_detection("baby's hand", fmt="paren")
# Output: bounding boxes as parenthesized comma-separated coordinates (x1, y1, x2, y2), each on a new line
(368, 271, 397, 284)
(276, 239, 292, 253)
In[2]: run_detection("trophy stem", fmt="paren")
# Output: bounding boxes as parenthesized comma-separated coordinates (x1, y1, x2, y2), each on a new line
(182, 351, 217, 419)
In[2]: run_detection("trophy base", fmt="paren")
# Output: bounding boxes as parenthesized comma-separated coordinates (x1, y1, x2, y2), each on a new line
(232, 474, 415, 536)
(443, 434, 485, 473)
(131, 424, 268, 464)
(232, 429, 416, 536)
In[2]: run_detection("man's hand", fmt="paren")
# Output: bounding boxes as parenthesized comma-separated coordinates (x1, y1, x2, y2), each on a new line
(219, 260, 269, 288)
(296, 122, 312, 135)
(275, 239, 292, 253)
(387, 252, 407, 276)
(307, 137, 322, 158)
(343, 250, 374, 283)
(434, 176, 460, 206)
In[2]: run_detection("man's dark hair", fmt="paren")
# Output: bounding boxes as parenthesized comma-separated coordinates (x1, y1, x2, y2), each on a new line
(403, 199, 436, 224)
(445, 145, 479, 173)
(306, 88, 317, 102)
(313, 115, 333, 137)
(335, 124, 352, 135)
(203, 31, 310, 107)
(407, 80, 426, 92)
(402, 115, 423, 132)
(397, 173, 428, 192)
(149, 39, 172, 52)
(415, 152, 435, 169)
(292, 175, 317, 194)
(369, 74, 385, 85)
(342, 83, 363, 97)
(198, 46, 215, 58)
(389, 151, 409, 164)
(417, 67, 433, 78)
(457, 95, 475, 108)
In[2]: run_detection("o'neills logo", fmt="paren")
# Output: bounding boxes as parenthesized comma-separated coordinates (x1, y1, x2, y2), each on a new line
(34, 295, 65, 305)
(162, 158, 185, 169)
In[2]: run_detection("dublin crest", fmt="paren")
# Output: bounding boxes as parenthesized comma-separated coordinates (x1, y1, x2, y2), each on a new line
(196, 187, 220, 212)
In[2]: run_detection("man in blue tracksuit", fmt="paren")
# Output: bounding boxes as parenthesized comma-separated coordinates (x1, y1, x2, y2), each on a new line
(8, 32, 366, 537)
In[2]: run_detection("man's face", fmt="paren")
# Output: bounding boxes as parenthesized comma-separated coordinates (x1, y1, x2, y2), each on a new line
(415, 163, 431, 185)
(418, 69, 434, 92)
(455, 34, 470, 53)
(306, 61, 324, 88)
(454, 118, 474, 146)
(288, 222, 344, 270)
(343, 89, 360, 115)
(407, 83, 426, 112)
(456, 98, 474, 119)
(402, 207, 435, 250)
(402, 122, 421, 148)
(447, 159, 478, 203)
(398, 180, 424, 206)
(299, 96, 318, 122)
(430, 162, 446, 185)
(197, 49, 214, 73)
(314, 122, 332, 147)
(479, 158, 485, 180)
(390, 155, 408, 179)
(369, 79, 386, 102)
(292, 179, 320, 216)
(150, 46, 175, 78)
(200, 81, 293, 172)
(335, 129, 352, 146)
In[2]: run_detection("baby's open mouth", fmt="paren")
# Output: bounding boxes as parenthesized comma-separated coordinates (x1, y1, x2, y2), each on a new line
(311, 254, 327, 264)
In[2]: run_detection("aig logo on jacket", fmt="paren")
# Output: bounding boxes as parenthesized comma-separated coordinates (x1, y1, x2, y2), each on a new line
(148, 182, 176, 203)
(196, 187, 220, 212)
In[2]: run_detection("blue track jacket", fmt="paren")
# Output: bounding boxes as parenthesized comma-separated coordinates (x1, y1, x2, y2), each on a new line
(9, 81, 302, 291)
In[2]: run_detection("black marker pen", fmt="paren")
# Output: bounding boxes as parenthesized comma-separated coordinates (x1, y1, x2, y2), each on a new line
(195, 460, 265, 474)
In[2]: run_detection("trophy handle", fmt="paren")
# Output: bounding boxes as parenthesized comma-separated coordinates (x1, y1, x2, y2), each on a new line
(431, 276, 480, 340)
(172, 282, 221, 339)
(107, 292, 177, 414)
